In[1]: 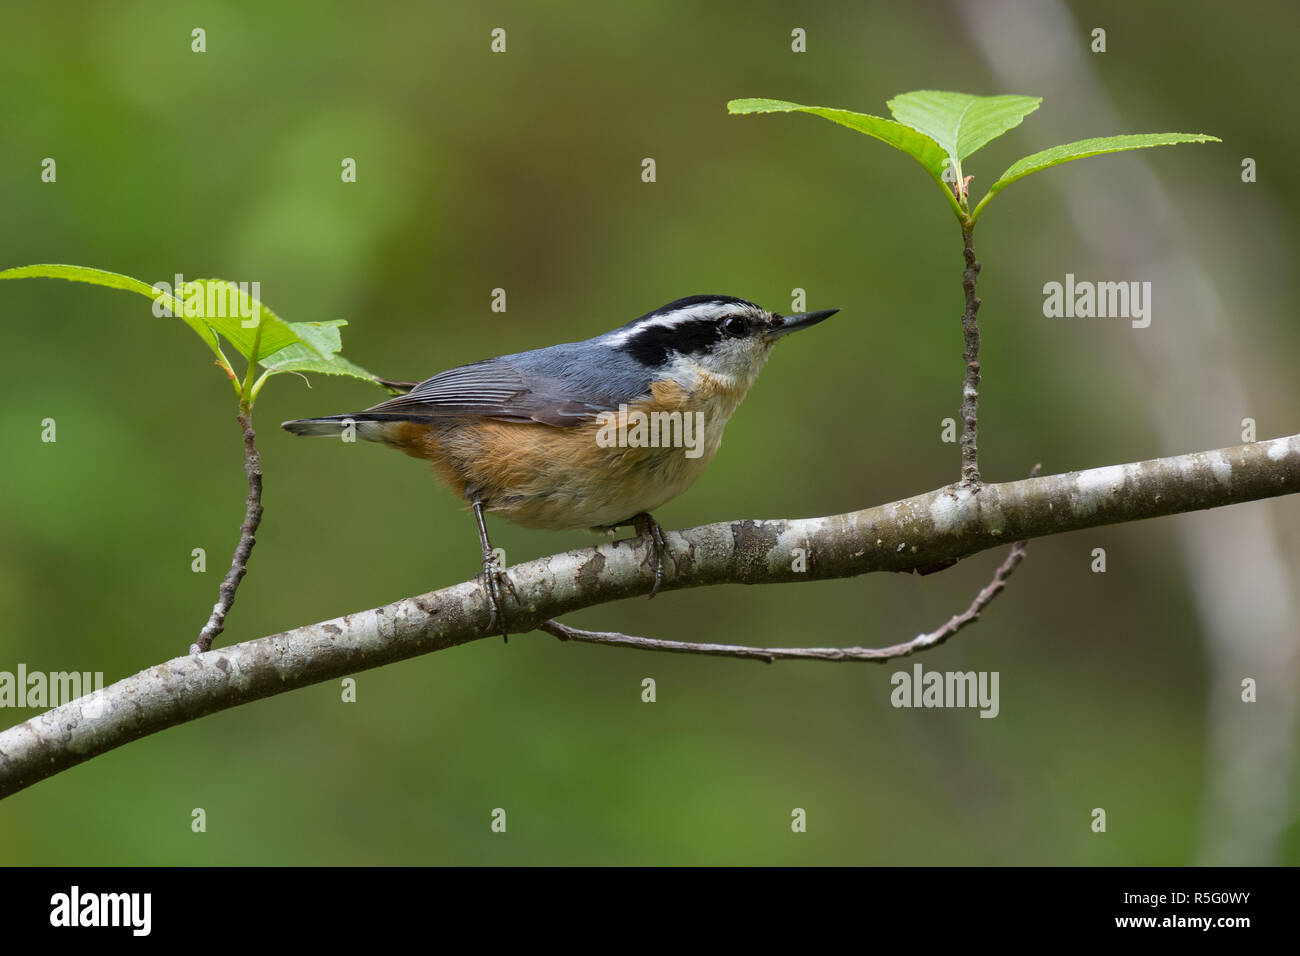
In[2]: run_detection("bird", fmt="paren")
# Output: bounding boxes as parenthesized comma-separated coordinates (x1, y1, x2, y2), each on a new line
(282, 294, 839, 636)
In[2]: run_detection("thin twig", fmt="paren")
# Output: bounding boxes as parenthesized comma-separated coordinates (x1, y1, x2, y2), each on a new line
(193, 411, 263, 653)
(959, 223, 982, 487)
(540, 511, 1031, 663)
(375, 376, 419, 394)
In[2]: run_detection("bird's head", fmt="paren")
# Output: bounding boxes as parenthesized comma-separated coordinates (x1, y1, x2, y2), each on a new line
(604, 295, 839, 389)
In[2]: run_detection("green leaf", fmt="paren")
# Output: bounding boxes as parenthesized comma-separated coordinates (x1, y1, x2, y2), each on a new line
(260, 320, 375, 379)
(182, 279, 302, 361)
(260, 346, 376, 379)
(886, 91, 1042, 166)
(0, 263, 221, 359)
(0, 264, 383, 392)
(728, 98, 956, 212)
(182, 283, 381, 388)
(287, 319, 347, 357)
(972, 132, 1222, 220)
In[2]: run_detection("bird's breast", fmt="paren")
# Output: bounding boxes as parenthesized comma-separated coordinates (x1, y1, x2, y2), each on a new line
(390, 370, 753, 530)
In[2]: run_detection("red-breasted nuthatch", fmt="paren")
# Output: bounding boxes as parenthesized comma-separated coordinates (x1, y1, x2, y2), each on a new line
(282, 295, 838, 635)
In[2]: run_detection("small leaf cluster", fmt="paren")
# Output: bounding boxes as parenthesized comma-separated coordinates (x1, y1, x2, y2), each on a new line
(0, 264, 383, 408)
(728, 91, 1219, 226)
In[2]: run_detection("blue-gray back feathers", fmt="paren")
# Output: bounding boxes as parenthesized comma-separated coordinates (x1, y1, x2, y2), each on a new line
(300, 295, 757, 428)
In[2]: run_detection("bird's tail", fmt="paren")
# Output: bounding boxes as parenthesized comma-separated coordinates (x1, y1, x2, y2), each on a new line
(281, 412, 422, 442)
(281, 414, 355, 437)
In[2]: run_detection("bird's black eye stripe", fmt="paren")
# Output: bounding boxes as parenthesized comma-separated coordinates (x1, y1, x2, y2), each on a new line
(620, 318, 723, 365)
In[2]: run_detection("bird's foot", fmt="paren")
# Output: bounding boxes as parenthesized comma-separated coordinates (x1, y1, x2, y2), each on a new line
(471, 499, 517, 642)
(478, 550, 518, 641)
(632, 512, 671, 599)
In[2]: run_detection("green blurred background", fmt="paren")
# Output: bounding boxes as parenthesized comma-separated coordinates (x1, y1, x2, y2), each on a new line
(1, 0, 1297, 864)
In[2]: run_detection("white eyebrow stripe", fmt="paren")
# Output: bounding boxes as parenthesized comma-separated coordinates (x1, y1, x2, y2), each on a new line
(603, 302, 745, 347)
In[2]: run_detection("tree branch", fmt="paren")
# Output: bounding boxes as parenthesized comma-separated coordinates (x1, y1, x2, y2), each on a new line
(193, 411, 264, 653)
(2, 433, 1297, 799)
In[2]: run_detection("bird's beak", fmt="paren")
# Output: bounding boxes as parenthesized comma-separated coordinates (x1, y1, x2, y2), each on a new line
(767, 308, 839, 340)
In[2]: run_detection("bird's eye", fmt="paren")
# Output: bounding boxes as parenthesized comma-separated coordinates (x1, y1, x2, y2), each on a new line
(722, 316, 748, 337)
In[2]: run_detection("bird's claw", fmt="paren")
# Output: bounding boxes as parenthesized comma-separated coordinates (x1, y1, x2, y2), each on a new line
(478, 551, 517, 641)
(633, 513, 671, 599)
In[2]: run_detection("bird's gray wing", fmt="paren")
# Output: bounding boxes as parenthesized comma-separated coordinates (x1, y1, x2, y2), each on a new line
(362, 356, 618, 427)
